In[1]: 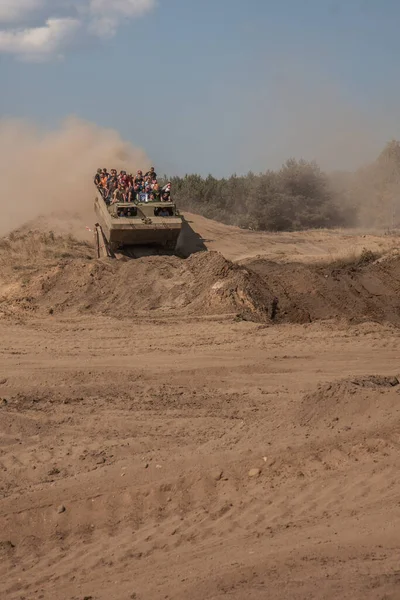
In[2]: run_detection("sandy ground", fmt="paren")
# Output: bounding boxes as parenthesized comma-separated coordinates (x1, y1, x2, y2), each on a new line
(180, 212, 400, 263)
(1, 213, 400, 600)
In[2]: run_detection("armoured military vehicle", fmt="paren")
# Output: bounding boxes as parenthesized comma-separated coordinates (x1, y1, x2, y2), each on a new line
(94, 189, 183, 257)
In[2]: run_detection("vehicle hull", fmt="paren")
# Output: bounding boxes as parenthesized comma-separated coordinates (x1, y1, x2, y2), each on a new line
(94, 193, 183, 249)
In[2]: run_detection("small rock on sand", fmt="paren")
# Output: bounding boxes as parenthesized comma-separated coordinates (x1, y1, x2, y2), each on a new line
(248, 468, 261, 478)
(57, 505, 66, 514)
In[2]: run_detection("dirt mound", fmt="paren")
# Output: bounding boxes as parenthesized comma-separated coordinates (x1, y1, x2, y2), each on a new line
(4, 226, 400, 326)
(246, 252, 400, 325)
(0, 232, 275, 319)
(300, 375, 400, 428)
(0, 228, 92, 312)
(0, 227, 92, 271)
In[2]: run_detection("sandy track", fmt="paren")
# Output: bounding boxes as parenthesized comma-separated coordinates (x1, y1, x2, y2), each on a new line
(1, 316, 400, 599)
(181, 212, 400, 263)
(2, 215, 400, 599)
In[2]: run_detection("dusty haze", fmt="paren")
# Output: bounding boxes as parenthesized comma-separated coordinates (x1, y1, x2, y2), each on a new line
(0, 110, 397, 236)
(0, 117, 150, 235)
(238, 57, 399, 176)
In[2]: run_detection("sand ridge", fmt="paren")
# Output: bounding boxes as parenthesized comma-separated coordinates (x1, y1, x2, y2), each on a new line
(2, 220, 400, 327)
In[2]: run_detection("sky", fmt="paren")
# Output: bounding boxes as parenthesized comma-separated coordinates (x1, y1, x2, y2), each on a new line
(1, 0, 400, 177)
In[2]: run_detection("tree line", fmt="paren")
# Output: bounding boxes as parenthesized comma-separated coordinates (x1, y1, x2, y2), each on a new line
(163, 141, 400, 231)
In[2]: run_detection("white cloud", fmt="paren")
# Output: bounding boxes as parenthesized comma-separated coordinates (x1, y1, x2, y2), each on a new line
(88, 0, 156, 38)
(89, 0, 156, 18)
(0, 17, 81, 60)
(0, 0, 45, 23)
(0, 0, 156, 59)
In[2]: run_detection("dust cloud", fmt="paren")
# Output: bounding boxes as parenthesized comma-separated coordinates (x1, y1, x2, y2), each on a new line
(241, 57, 398, 176)
(0, 117, 150, 235)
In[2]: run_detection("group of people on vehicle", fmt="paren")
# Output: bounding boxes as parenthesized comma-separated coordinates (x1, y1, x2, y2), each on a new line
(94, 167, 172, 204)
